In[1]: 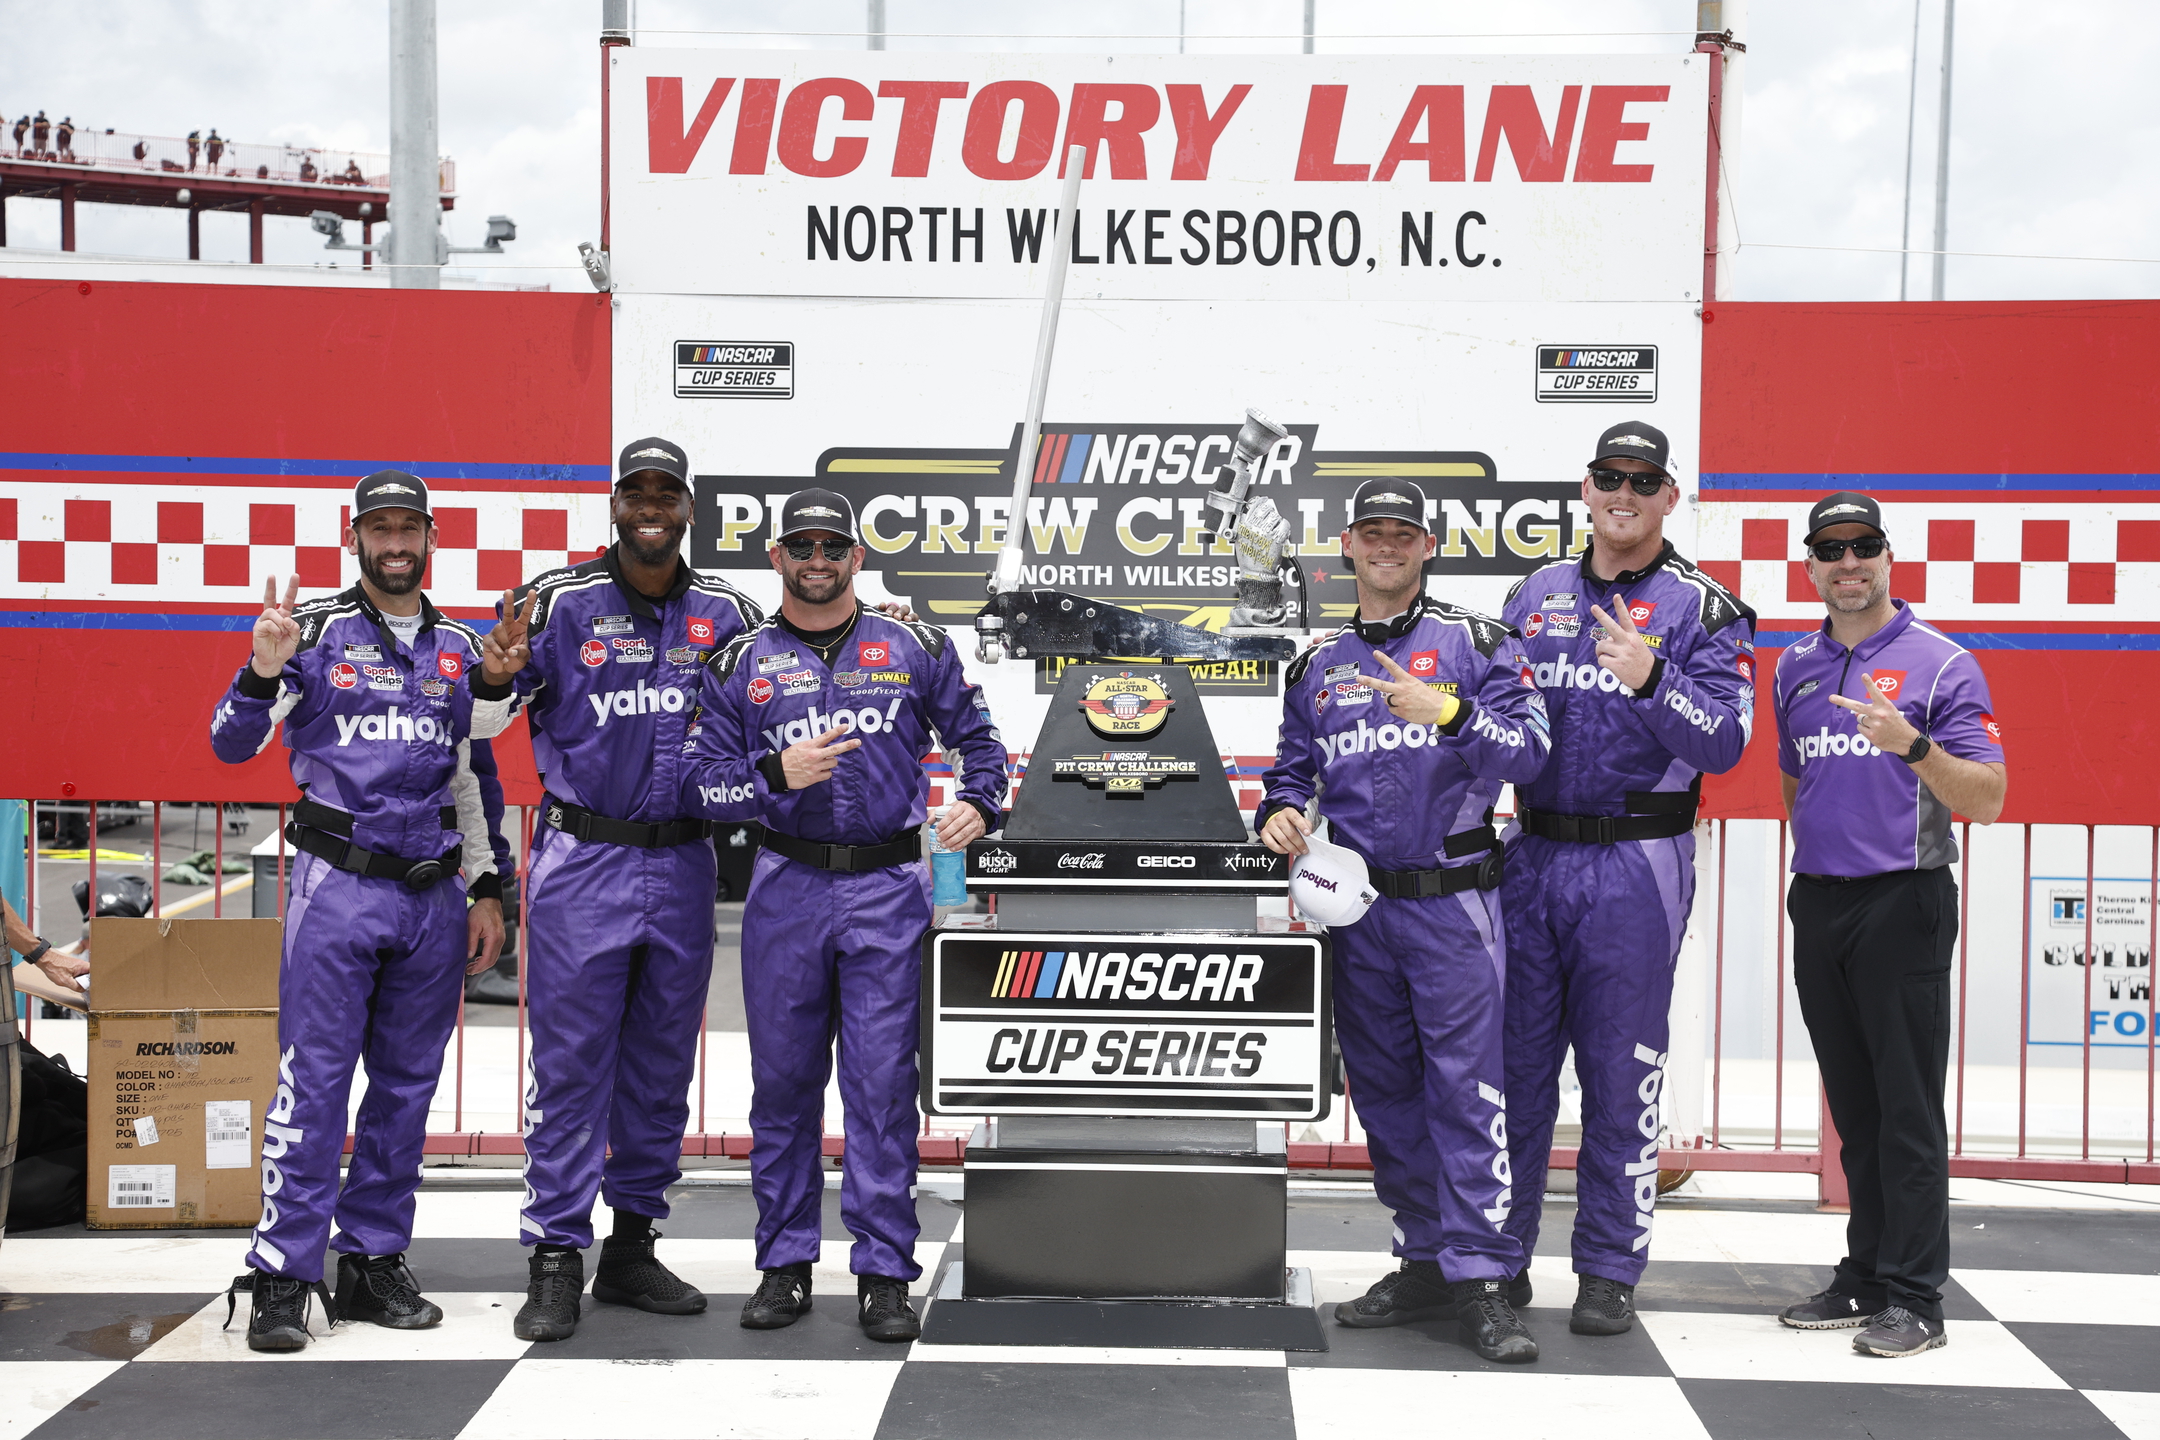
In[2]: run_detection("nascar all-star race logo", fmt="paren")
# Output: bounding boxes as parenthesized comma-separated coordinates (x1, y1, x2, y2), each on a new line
(690, 421, 1590, 623)
(1078, 672, 1174, 739)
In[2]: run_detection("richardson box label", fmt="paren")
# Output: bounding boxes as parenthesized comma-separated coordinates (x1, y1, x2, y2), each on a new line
(921, 930, 1328, 1119)
(675, 341, 794, 399)
(1536, 344, 1658, 403)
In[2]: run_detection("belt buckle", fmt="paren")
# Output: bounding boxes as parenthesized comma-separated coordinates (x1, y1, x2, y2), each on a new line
(1593, 816, 1619, 845)
(1475, 851, 1505, 890)
(825, 843, 853, 871)
(402, 858, 444, 892)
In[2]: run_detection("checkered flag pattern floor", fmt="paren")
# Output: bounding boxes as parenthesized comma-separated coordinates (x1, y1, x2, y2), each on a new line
(2, 1182, 2157, 1440)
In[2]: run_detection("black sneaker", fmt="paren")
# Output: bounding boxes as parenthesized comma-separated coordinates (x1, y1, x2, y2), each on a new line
(334, 1252, 444, 1330)
(514, 1247, 585, 1341)
(1333, 1260, 1452, 1328)
(1570, 1274, 1636, 1336)
(1450, 1278, 1539, 1364)
(1853, 1305, 1947, 1357)
(1508, 1267, 1533, 1309)
(741, 1263, 813, 1330)
(223, 1271, 331, 1353)
(593, 1229, 707, 1316)
(1778, 1288, 1877, 1330)
(857, 1276, 920, 1343)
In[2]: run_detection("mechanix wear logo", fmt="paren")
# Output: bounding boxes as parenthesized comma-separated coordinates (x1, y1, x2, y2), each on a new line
(1078, 673, 1174, 739)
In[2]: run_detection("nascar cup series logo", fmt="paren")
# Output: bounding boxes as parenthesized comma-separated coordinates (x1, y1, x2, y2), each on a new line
(1079, 673, 1174, 739)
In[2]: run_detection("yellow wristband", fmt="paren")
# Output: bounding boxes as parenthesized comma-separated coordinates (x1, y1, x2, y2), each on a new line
(1433, 691, 1461, 728)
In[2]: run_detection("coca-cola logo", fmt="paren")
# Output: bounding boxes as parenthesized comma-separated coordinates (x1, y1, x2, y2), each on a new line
(975, 848, 1019, 874)
(1056, 851, 1107, 870)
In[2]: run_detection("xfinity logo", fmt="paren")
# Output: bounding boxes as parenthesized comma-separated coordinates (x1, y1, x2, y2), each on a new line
(1221, 851, 1277, 871)
(977, 848, 1020, 874)
(333, 707, 455, 748)
(1056, 852, 1107, 870)
(1136, 854, 1196, 869)
(589, 681, 688, 726)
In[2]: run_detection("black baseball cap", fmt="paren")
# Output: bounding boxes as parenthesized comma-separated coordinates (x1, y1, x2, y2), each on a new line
(1589, 421, 1674, 477)
(1346, 478, 1430, 531)
(617, 436, 689, 487)
(1803, 491, 1888, 543)
(353, 469, 431, 519)
(775, 487, 859, 542)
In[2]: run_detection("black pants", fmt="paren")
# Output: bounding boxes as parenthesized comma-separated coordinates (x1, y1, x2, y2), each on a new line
(1789, 865, 1956, 1321)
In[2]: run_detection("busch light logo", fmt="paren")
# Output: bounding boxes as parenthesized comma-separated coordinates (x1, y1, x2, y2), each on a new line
(976, 848, 1020, 875)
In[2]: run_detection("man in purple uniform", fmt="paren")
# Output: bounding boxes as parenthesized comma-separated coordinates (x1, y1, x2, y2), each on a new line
(1499, 422, 1756, 1336)
(679, 489, 1006, 1342)
(1772, 491, 2006, 1358)
(1259, 480, 1551, 1364)
(472, 437, 762, 1340)
(209, 470, 508, 1351)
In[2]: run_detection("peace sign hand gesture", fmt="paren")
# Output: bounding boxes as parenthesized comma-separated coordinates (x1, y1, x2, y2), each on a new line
(1356, 650, 1458, 727)
(1827, 671, 1919, 755)
(481, 588, 538, 682)
(251, 575, 301, 679)
(1589, 599, 1656, 691)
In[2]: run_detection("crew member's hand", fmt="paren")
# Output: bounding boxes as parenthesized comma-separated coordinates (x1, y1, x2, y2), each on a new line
(481, 589, 537, 682)
(874, 600, 919, 623)
(251, 575, 301, 679)
(1589, 599, 1657, 691)
(1828, 672, 1919, 755)
(466, 897, 505, 976)
(1260, 807, 1312, 856)
(934, 801, 986, 850)
(780, 724, 862, 789)
(1357, 650, 1459, 727)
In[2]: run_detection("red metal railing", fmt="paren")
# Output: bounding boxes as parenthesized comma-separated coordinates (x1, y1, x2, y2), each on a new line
(15, 807, 2158, 1200)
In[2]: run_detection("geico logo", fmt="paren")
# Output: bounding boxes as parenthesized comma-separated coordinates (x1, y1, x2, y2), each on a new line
(1314, 718, 1438, 761)
(1049, 950, 1265, 1002)
(1468, 707, 1527, 747)
(763, 700, 905, 751)
(1532, 651, 1626, 694)
(587, 681, 687, 727)
(1664, 688, 1725, 735)
(1624, 1043, 1670, 1252)
(1791, 726, 1883, 764)
(1136, 854, 1196, 868)
(332, 707, 454, 747)
(698, 781, 755, 806)
(980, 1026, 1266, 1078)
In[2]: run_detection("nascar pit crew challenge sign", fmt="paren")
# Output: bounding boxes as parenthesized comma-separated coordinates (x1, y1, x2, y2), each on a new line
(923, 930, 1329, 1119)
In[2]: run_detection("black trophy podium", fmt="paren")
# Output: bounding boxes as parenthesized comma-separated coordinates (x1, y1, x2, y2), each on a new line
(920, 663, 1329, 1351)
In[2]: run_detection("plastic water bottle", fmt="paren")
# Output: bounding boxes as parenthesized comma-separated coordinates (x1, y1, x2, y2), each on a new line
(930, 810, 968, 907)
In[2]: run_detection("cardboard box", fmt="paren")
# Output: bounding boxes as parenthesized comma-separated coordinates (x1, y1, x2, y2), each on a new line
(87, 917, 281, 1230)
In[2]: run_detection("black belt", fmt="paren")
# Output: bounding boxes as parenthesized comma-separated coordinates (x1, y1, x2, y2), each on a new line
(285, 823, 460, 892)
(295, 796, 456, 836)
(541, 796, 712, 849)
(1370, 850, 1505, 899)
(762, 826, 921, 874)
(1518, 777, 1700, 845)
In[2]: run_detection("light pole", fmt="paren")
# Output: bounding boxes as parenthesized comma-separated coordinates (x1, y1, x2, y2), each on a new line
(1930, 0, 1956, 301)
(389, 0, 440, 289)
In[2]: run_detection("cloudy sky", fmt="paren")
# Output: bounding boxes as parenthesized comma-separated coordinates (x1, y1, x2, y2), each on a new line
(5, 0, 2156, 300)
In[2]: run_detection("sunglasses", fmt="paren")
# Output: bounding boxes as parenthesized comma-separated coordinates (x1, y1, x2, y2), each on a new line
(1807, 537, 1888, 563)
(1588, 468, 1670, 497)
(782, 537, 854, 562)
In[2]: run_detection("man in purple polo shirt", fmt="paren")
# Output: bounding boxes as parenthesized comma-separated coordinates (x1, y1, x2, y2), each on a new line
(1771, 491, 2006, 1359)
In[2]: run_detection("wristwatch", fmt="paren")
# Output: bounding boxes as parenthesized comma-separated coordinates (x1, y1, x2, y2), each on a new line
(1901, 734, 1932, 765)
(20, 937, 51, 965)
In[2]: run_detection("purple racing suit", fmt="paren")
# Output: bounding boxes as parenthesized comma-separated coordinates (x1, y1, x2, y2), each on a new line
(209, 588, 504, 1281)
(681, 607, 1007, 1279)
(1499, 543, 1755, 1284)
(474, 547, 759, 1249)
(1259, 597, 1550, 1281)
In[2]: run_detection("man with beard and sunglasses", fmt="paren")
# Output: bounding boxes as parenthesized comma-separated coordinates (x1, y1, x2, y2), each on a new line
(208, 470, 510, 1351)
(470, 437, 760, 1340)
(1496, 422, 1756, 1338)
(1771, 492, 2004, 1358)
(678, 489, 1008, 1343)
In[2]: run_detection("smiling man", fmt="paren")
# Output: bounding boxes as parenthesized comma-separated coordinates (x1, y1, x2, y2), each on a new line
(1498, 422, 1756, 1338)
(208, 470, 508, 1350)
(1259, 479, 1551, 1363)
(472, 437, 762, 1341)
(1771, 491, 2005, 1358)
(679, 489, 1008, 1343)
